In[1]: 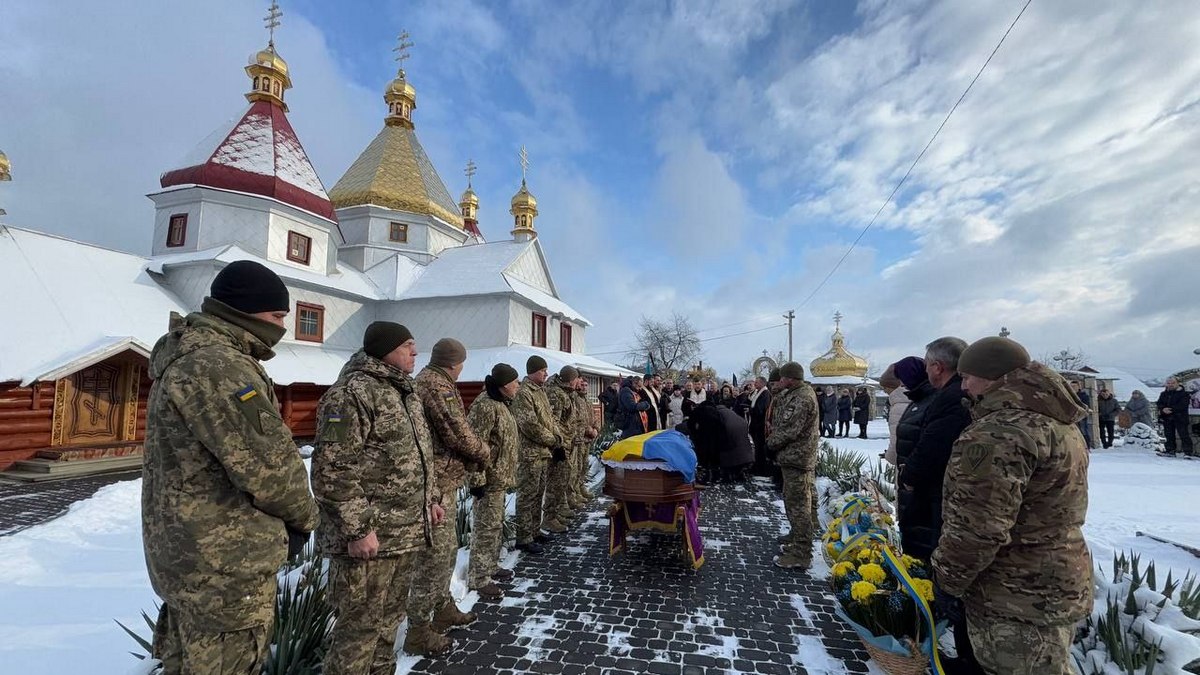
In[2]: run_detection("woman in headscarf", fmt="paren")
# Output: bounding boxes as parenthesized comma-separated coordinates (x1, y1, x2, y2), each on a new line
(1125, 389, 1153, 426)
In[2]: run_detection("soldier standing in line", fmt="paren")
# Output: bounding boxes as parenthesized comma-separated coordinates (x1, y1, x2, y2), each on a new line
(143, 260, 319, 675)
(569, 375, 599, 509)
(767, 362, 820, 570)
(407, 338, 491, 649)
(765, 367, 784, 491)
(513, 356, 567, 554)
(933, 337, 1092, 675)
(311, 322, 450, 668)
(465, 363, 522, 599)
(544, 366, 579, 531)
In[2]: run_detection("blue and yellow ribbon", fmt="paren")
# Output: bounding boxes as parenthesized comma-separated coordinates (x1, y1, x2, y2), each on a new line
(881, 546, 946, 674)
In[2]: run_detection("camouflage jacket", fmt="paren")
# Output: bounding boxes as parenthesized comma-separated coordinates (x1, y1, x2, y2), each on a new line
(512, 377, 565, 461)
(415, 365, 489, 495)
(142, 300, 319, 631)
(311, 351, 438, 558)
(932, 362, 1093, 625)
(571, 389, 595, 446)
(766, 381, 820, 469)
(467, 393, 520, 490)
(544, 375, 577, 445)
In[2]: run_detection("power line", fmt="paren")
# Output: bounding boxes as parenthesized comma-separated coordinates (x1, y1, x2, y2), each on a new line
(795, 0, 1034, 311)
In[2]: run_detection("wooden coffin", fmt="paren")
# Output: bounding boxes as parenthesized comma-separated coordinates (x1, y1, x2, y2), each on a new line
(603, 462, 694, 503)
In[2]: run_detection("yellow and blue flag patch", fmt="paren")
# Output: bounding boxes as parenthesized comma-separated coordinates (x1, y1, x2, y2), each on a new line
(236, 385, 258, 402)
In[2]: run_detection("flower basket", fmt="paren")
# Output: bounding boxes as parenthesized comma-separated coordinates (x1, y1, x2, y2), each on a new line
(862, 639, 929, 675)
(821, 492, 899, 566)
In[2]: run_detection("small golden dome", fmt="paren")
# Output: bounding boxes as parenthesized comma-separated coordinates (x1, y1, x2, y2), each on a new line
(460, 186, 479, 207)
(809, 317, 869, 378)
(0, 151, 10, 182)
(251, 46, 289, 77)
(511, 181, 537, 210)
(387, 72, 416, 100)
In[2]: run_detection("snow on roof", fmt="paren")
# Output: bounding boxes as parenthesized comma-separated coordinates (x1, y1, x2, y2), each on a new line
(160, 101, 335, 220)
(0, 226, 188, 383)
(265, 342, 356, 386)
(414, 345, 635, 382)
(1087, 366, 1164, 401)
(149, 244, 386, 301)
(399, 239, 589, 324)
(809, 375, 881, 388)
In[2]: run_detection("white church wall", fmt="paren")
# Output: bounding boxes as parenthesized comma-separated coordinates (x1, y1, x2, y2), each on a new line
(284, 286, 376, 350)
(508, 299, 584, 354)
(383, 296, 510, 349)
(267, 211, 334, 276)
(159, 264, 218, 311)
(427, 226, 461, 257)
(506, 246, 554, 294)
(151, 201, 203, 256)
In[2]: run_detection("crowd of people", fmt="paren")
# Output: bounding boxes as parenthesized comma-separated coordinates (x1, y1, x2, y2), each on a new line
(139, 261, 600, 672)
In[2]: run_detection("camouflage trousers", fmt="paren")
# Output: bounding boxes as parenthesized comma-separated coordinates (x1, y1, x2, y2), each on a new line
(545, 451, 574, 521)
(572, 442, 590, 502)
(780, 467, 816, 560)
(516, 458, 549, 544)
(468, 488, 507, 588)
(407, 490, 460, 626)
(966, 613, 1075, 675)
(151, 603, 268, 675)
(326, 553, 417, 675)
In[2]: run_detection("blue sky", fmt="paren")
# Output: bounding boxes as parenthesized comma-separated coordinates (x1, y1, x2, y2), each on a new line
(2, 0, 1199, 381)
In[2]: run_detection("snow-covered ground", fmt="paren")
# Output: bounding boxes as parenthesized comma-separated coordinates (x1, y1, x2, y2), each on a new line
(1, 420, 1196, 674)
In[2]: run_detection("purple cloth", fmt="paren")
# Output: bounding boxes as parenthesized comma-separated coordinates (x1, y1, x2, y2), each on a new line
(608, 494, 704, 569)
(893, 356, 928, 390)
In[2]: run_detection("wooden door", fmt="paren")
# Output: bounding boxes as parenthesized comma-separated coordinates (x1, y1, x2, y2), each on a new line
(51, 361, 137, 446)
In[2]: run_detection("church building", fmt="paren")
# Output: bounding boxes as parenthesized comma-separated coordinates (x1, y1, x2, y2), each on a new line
(0, 25, 629, 476)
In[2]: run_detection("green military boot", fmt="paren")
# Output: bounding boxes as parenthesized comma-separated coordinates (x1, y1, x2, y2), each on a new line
(543, 519, 568, 534)
(431, 604, 477, 633)
(773, 551, 811, 570)
(557, 508, 577, 523)
(403, 624, 452, 656)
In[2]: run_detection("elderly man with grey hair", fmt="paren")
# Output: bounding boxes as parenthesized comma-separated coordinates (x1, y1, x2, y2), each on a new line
(1157, 377, 1195, 457)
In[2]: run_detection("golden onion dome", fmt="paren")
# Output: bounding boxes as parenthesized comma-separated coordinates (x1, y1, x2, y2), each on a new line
(511, 181, 537, 209)
(251, 46, 289, 78)
(0, 150, 10, 182)
(387, 72, 416, 99)
(460, 186, 479, 207)
(809, 327, 869, 378)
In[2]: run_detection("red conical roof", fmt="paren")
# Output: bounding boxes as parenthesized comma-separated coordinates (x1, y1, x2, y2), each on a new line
(160, 100, 335, 221)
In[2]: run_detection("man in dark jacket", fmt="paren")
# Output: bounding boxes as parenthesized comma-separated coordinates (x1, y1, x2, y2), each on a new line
(618, 376, 650, 438)
(1096, 388, 1121, 449)
(1071, 380, 1094, 449)
(599, 381, 620, 428)
(899, 337, 972, 560)
(1158, 377, 1195, 456)
(749, 377, 772, 475)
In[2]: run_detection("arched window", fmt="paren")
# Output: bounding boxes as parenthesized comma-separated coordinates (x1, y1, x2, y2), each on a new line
(253, 76, 260, 91)
(273, 81, 280, 96)
(262, 78, 271, 92)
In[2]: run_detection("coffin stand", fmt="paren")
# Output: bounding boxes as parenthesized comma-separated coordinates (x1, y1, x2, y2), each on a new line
(603, 460, 704, 569)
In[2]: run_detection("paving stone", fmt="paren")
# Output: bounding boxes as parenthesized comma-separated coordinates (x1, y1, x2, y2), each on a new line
(0, 470, 140, 536)
(402, 479, 872, 674)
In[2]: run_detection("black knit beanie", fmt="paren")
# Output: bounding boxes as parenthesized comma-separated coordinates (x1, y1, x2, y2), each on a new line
(363, 321, 414, 360)
(492, 363, 519, 386)
(210, 260, 290, 314)
(527, 355, 548, 374)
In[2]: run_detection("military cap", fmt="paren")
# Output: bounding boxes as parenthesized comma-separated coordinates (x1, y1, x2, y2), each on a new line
(430, 337, 467, 367)
(958, 336, 1031, 380)
(527, 355, 549, 374)
(364, 321, 414, 359)
(492, 363, 519, 386)
(768, 367, 781, 383)
(779, 362, 805, 380)
(559, 365, 579, 382)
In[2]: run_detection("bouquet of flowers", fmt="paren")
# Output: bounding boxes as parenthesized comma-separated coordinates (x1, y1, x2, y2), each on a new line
(831, 548, 946, 675)
(821, 492, 899, 565)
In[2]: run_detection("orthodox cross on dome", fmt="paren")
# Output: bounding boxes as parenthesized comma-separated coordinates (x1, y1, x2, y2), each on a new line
(833, 311, 844, 330)
(263, 1, 283, 49)
(519, 145, 530, 182)
(999, 326, 1011, 338)
(393, 31, 414, 72)
(464, 159, 477, 188)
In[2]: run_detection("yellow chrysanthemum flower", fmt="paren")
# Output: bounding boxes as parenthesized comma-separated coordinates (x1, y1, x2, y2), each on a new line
(851, 581, 877, 603)
(829, 530, 841, 541)
(832, 562, 855, 578)
(825, 542, 837, 557)
(881, 513, 895, 525)
(830, 517, 843, 529)
(901, 554, 922, 570)
(858, 563, 887, 585)
(912, 578, 934, 603)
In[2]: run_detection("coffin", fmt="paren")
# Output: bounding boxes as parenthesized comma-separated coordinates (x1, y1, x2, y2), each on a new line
(603, 462, 695, 503)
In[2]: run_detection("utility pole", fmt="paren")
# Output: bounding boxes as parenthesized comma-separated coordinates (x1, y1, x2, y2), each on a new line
(783, 310, 795, 362)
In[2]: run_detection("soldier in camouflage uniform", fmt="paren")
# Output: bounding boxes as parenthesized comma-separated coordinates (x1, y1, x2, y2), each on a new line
(933, 337, 1092, 675)
(512, 356, 567, 553)
(466, 363, 522, 599)
(311, 322, 451, 669)
(407, 338, 490, 643)
(569, 376, 599, 508)
(544, 366, 580, 530)
(142, 261, 319, 675)
(766, 362, 819, 570)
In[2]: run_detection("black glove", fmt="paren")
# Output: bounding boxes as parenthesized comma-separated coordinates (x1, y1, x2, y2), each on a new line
(552, 447, 567, 462)
(286, 527, 310, 561)
(469, 485, 487, 499)
(933, 578, 964, 624)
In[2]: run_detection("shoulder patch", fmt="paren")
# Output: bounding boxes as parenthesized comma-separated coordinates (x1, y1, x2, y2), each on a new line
(322, 410, 348, 442)
(235, 385, 258, 402)
(961, 444, 992, 477)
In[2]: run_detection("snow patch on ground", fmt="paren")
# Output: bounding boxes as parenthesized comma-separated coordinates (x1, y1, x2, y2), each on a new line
(561, 545, 587, 554)
(516, 614, 559, 660)
(499, 579, 537, 607)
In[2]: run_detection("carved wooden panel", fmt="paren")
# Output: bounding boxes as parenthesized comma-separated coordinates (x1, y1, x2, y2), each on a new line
(53, 362, 125, 446)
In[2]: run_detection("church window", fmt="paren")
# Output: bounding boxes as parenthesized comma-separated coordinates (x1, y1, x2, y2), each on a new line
(560, 324, 572, 353)
(532, 313, 547, 348)
(389, 222, 408, 243)
(166, 214, 187, 247)
(273, 81, 280, 96)
(287, 231, 312, 265)
(295, 302, 324, 343)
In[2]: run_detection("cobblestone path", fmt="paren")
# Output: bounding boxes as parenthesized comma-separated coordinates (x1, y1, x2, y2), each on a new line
(0, 470, 141, 536)
(409, 478, 874, 675)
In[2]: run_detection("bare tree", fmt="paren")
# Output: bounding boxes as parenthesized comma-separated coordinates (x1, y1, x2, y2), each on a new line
(626, 313, 702, 380)
(1038, 347, 1092, 372)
